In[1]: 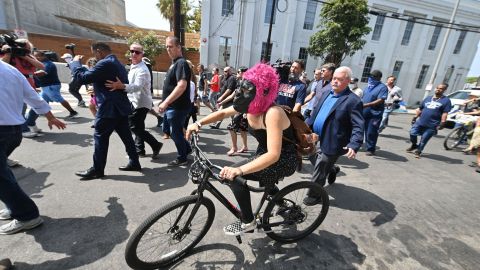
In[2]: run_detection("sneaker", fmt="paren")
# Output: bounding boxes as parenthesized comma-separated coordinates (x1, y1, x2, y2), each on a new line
(22, 131, 39, 138)
(78, 100, 87, 108)
(0, 209, 12, 220)
(30, 125, 42, 133)
(303, 196, 321, 206)
(167, 159, 188, 167)
(365, 151, 375, 156)
(7, 159, 20, 168)
(0, 217, 43, 235)
(0, 258, 12, 269)
(223, 220, 256, 236)
(414, 150, 422, 158)
(66, 111, 79, 119)
(406, 144, 418, 152)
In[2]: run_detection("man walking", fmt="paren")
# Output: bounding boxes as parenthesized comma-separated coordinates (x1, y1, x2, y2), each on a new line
(158, 36, 192, 166)
(0, 60, 65, 234)
(210, 66, 237, 129)
(304, 66, 364, 205)
(105, 43, 163, 159)
(362, 70, 388, 155)
(407, 83, 451, 158)
(304, 63, 336, 119)
(277, 60, 307, 112)
(70, 42, 141, 180)
(379, 76, 402, 132)
(197, 64, 215, 113)
(61, 53, 87, 108)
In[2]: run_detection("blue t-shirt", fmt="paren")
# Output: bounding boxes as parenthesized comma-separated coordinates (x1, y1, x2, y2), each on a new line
(276, 81, 307, 109)
(417, 96, 452, 128)
(37, 60, 60, 87)
(362, 83, 388, 117)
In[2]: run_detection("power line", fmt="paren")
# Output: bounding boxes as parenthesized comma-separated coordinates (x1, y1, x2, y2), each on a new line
(210, 0, 239, 37)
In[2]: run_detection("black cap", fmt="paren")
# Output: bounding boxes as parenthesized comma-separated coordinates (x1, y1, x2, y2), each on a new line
(370, 70, 382, 80)
(238, 66, 248, 72)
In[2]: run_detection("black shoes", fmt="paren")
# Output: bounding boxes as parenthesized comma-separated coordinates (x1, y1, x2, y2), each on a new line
(152, 142, 163, 159)
(406, 144, 418, 152)
(137, 151, 146, 157)
(75, 167, 104, 180)
(328, 165, 340, 185)
(167, 159, 188, 167)
(303, 196, 322, 206)
(365, 151, 375, 156)
(119, 163, 142, 171)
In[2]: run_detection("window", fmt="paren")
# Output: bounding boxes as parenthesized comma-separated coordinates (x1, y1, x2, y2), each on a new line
(222, 0, 234, 16)
(428, 24, 442, 50)
(416, 65, 429, 89)
(401, 19, 415, 46)
(261, 42, 272, 62)
(218, 36, 232, 67)
(443, 65, 454, 84)
(303, 0, 317, 30)
(392, 61, 403, 79)
(371, 13, 386, 41)
(298, 47, 308, 65)
(361, 56, 375, 82)
(264, 0, 277, 24)
(453, 30, 467, 54)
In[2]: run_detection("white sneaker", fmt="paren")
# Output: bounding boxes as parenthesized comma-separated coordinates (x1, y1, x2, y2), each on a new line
(223, 220, 256, 236)
(7, 159, 20, 167)
(22, 131, 39, 138)
(0, 209, 12, 220)
(30, 125, 42, 133)
(0, 217, 43, 234)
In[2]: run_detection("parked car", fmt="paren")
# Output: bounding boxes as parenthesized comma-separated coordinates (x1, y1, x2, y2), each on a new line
(447, 89, 480, 111)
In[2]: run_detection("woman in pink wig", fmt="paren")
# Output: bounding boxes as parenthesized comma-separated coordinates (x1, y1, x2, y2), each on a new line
(186, 63, 298, 236)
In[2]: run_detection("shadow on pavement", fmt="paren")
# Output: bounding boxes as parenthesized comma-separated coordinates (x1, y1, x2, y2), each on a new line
(245, 231, 365, 269)
(15, 197, 128, 270)
(15, 167, 52, 199)
(372, 149, 408, 162)
(170, 243, 245, 270)
(327, 183, 397, 226)
(418, 153, 464, 164)
(60, 116, 93, 124)
(106, 167, 190, 192)
(336, 156, 370, 170)
(33, 132, 94, 147)
(379, 133, 411, 143)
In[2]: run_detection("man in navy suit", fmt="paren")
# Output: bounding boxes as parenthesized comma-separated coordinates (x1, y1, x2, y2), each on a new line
(304, 66, 364, 205)
(69, 42, 141, 180)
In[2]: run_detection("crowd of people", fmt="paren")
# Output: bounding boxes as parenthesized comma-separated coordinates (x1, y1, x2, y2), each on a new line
(0, 35, 478, 268)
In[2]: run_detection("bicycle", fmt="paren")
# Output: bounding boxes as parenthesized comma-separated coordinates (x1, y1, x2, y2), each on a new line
(444, 113, 476, 150)
(124, 133, 329, 269)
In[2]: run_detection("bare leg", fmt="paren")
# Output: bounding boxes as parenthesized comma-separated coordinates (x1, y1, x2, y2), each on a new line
(227, 130, 238, 155)
(61, 101, 75, 113)
(240, 131, 248, 151)
(89, 103, 97, 117)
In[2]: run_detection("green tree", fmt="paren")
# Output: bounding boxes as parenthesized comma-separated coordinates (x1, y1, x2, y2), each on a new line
(187, 2, 202, 33)
(465, 76, 478, 84)
(156, 0, 190, 32)
(308, 0, 371, 66)
(126, 31, 165, 66)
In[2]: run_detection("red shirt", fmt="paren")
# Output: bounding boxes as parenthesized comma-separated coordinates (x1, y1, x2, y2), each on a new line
(210, 74, 219, 92)
(10, 57, 36, 89)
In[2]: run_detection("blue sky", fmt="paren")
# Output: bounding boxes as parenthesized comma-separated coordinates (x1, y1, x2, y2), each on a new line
(125, 0, 480, 77)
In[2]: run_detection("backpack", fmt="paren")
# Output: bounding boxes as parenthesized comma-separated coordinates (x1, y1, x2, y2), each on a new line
(278, 105, 318, 156)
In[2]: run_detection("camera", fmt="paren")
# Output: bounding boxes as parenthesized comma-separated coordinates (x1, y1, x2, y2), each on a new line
(65, 43, 76, 56)
(0, 33, 31, 57)
(271, 59, 292, 83)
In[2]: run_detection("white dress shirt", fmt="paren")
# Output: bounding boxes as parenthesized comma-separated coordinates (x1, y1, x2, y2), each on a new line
(0, 60, 51, 125)
(125, 61, 153, 109)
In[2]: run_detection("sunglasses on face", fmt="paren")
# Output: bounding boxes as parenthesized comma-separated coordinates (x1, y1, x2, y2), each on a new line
(130, 50, 143, 55)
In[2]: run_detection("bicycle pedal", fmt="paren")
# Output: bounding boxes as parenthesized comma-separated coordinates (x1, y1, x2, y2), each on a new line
(235, 235, 242, 244)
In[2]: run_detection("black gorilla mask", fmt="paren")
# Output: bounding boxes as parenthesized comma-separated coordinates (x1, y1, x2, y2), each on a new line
(233, 79, 256, 113)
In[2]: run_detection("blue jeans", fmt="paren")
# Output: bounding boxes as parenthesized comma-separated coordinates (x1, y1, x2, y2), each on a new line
(165, 108, 191, 161)
(0, 125, 39, 221)
(379, 106, 393, 131)
(410, 124, 437, 152)
(364, 115, 382, 152)
(25, 108, 40, 128)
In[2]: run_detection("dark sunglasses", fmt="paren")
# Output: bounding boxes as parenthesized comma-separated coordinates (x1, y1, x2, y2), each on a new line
(130, 50, 143, 55)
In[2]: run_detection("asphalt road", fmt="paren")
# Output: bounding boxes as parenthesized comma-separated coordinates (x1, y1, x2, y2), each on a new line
(1, 88, 479, 269)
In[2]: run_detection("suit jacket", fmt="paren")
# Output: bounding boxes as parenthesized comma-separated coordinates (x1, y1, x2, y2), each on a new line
(306, 88, 364, 156)
(70, 54, 132, 118)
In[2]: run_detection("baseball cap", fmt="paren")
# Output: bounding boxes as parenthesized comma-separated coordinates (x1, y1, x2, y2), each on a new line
(60, 53, 72, 59)
(369, 70, 382, 80)
(238, 66, 248, 72)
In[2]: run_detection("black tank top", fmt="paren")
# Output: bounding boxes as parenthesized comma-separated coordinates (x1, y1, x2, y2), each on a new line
(249, 124, 296, 152)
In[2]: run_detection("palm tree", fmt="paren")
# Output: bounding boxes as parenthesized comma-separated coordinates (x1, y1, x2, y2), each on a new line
(156, 0, 190, 32)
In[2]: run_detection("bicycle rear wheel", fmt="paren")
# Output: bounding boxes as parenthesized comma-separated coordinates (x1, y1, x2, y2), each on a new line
(262, 181, 329, 243)
(444, 127, 466, 150)
(125, 195, 215, 269)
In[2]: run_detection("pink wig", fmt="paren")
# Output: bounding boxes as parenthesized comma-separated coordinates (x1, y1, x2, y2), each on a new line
(243, 63, 280, 115)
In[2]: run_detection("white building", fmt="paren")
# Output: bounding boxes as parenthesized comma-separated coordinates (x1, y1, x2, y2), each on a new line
(200, 0, 480, 105)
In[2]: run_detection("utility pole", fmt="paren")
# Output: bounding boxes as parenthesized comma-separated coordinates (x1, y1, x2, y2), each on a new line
(263, 0, 276, 62)
(173, 0, 184, 46)
(423, 0, 461, 98)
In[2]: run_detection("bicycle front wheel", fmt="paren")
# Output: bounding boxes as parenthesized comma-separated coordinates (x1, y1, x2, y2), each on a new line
(262, 181, 329, 243)
(444, 127, 466, 150)
(125, 195, 215, 269)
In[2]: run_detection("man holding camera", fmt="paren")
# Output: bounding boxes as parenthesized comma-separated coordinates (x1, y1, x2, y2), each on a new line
(0, 60, 66, 234)
(276, 59, 307, 112)
(63, 44, 87, 108)
(70, 42, 141, 180)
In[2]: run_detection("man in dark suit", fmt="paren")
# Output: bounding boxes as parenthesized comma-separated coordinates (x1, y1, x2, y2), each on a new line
(70, 42, 141, 180)
(304, 66, 364, 205)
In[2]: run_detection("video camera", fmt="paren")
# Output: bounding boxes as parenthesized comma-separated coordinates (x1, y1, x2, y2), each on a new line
(271, 59, 292, 83)
(65, 43, 76, 56)
(0, 33, 31, 57)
